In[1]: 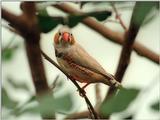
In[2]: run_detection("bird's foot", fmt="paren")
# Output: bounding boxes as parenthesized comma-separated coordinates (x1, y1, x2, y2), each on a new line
(79, 89, 86, 97)
(77, 88, 86, 97)
(77, 83, 90, 97)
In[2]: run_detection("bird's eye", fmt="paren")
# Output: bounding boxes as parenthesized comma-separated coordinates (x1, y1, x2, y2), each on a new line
(59, 32, 61, 35)
(70, 33, 72, 36)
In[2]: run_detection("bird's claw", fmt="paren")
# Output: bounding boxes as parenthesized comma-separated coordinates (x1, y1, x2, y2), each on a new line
(77, 88, 86, 97)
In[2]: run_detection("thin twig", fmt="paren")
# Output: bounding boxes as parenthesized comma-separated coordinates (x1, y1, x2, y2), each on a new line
(50, 75, 59, 90)
(111, 2, 128, 30)
(65, 84, 102, 119)
(40, 50, 99, 119)
(54, 3, 159, 64)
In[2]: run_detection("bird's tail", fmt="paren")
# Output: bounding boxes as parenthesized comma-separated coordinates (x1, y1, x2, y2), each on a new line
(101, 73, 123, 89)
(112, 79, 123, 89)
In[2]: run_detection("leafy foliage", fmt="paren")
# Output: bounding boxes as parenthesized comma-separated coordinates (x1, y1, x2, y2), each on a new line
(68, 11, 111, 28)
(2, 49, 13, 61)
(2, 87, 18, 109)
(2, 78, 31, 111)
(2, 44, 19, 62)
(14, 93, 73, 116)
(100, 88, 140, 116)
(37, 8, 111, 33)
(37, 8, 62, 33)
(142, 5, 159, 26)
(6, 77, 30, 91)
(89, 11, 111, 21)
(151, 101, 160, 111)
(131, 2, 158, 27)
(2, 76, 73, 118)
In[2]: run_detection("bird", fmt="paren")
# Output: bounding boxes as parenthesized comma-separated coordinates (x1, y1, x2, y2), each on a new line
(53, 26, 122, 90)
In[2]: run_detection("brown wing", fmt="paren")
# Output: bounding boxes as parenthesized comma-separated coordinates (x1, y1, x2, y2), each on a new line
(66, 43, 114, 80)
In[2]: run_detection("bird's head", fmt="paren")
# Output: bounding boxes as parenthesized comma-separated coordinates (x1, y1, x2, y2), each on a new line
(54, 26, 75, 47)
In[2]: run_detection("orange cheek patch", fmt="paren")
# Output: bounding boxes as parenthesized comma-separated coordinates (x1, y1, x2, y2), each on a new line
(54, 33, 59, 44)
(70, 36, 75, 44)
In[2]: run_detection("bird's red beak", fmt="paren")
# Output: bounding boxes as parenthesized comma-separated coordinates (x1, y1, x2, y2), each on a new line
(62, 32, 70, 42)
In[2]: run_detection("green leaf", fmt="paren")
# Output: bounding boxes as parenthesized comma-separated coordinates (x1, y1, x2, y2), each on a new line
(37, 8, 111, 30)
(151, 101, 159, 111)
(142, 6, 158, 26)
(88, 11, 112, 21)
(39, 94, 73, 116)
(2, 87, 18, 109)
(6, 77, 30, 91)
(100, 88, 139, 116)
(38, 8, 48, 16)
(38, 15, 61, 33)
(37, 8, 62, 33)
(11, 96, 36, 116)
(131, 2, 157, 27)
(68, 15, 84, 28)
(15, 93, 73, 116)
(2, 49, 13, 61)
(2, 44, 19, 62)
(68, 11, 111, 28)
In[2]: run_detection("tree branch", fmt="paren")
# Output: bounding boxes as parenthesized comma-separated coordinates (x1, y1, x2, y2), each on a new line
(2, 8, 25, 32)
(2, 24, 21, 36)
(54, 3, 159, 64)
(40, 50, 99, 119)
(65, 84, 103, 119)
(52, 3, 159, 118)
(105, 1, 156, 102)
(95, 83, 102, 109)
(65, 110, 89, 119)
(2, 2, 55, 119)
